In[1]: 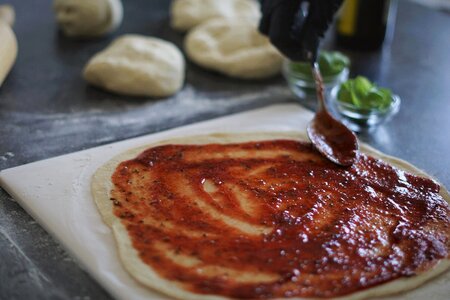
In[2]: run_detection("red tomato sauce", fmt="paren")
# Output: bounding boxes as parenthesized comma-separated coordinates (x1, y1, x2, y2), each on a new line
(110, 140, 450, 298)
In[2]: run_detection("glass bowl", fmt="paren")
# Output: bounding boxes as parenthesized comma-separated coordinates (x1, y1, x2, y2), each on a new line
(282, 59, 349, 101)
(329, 86, 401, 132)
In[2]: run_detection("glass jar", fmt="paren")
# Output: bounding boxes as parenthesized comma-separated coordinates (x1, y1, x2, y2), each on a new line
(329, 85, 401, 132)
(282, 59, 349, 101)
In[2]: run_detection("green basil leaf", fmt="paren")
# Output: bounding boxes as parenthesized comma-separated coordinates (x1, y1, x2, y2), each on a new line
(364, 90, 385, 110)
(321, 51, 350, 76)
(350, 88, 361, 107)
(290, 62, 312, 77)
(353, 76, 373, 99)
(337, 81, 353, 104)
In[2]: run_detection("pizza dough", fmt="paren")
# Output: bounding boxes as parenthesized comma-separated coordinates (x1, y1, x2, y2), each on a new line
(53, 0, 123, 37)
(92, 132, 450, 300)
(171, 0, 261, 32)
(185, 18, 283, 79)
(83, 35, 185, 97)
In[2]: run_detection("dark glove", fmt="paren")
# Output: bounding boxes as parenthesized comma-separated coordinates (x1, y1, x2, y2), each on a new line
(259, 0, 343, 62)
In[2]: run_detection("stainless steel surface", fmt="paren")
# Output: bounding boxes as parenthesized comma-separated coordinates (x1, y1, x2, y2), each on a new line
(1, 0, 450, 299)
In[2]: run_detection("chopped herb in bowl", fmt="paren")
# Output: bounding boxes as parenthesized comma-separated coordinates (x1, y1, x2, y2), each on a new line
(283, 51, 350, 100)
(330, 76, 401, 132)
(337, 76, 393, 112)
(289, 51, 350, 80)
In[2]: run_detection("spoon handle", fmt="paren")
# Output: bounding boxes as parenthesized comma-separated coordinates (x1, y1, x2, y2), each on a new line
(311, 62, 326, 110)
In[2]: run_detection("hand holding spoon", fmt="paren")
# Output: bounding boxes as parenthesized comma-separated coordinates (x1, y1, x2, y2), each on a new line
(307, 62, 359, 166)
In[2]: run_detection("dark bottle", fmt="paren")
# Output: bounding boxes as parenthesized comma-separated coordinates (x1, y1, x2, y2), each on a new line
(335, 0, 397, 51)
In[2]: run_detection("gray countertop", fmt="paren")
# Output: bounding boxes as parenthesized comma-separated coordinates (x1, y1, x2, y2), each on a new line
(1, 0, 449, 299)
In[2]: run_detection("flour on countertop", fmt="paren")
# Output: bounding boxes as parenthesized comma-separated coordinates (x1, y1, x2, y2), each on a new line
(0, 152, 15, 161)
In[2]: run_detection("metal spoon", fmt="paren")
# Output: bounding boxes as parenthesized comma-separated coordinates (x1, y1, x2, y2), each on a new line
(307, 62, 359, 166)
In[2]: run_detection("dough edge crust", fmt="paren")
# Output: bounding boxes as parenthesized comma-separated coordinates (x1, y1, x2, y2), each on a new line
(91, 131, 450, 300)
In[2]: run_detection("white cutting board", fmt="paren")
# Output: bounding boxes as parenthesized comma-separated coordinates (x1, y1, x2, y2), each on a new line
(0, 104, 448, 300)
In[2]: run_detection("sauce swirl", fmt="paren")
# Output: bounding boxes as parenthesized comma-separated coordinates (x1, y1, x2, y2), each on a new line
(110, 140, 450, 298)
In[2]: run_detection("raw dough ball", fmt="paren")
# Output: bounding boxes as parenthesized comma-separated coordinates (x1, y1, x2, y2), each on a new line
(0, 4, 15, 27)
(53, 0, 123, 37)
(0, 5, 17, 87)
(185, 18, 283, 79)
(171, 0, 260, 32)
(83, 35, 185, 97)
